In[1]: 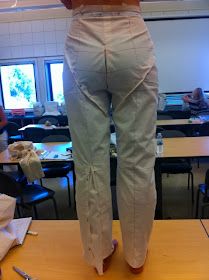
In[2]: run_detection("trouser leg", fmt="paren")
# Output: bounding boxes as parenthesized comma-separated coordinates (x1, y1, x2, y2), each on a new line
(63, 62, 113, 275)
(112, 64, 158, 268)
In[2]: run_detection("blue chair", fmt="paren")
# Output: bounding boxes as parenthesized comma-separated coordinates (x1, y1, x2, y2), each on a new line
(40, 135, 75, 208)
(0, 170, 59, 219)
(195, 169, 209, 218)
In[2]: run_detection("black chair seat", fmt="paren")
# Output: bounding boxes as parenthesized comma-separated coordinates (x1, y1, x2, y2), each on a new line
(6, 122, 23, 144)
(6, 170, 27, 184)
(161, 160, 192, 174)
(42, 163, 72, 178)
(16, 184, 55, 205)
(24, 127, 46, 142)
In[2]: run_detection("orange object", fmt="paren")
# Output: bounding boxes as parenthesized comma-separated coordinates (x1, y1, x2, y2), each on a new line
(11, 109, 25, 116)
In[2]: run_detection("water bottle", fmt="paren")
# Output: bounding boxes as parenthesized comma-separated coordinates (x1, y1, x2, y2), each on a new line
(156, 132, 164, 154)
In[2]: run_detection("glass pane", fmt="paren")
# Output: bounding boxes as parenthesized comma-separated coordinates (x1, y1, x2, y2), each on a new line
(0, 63, 37, 109)
(50, 63, 64, 104)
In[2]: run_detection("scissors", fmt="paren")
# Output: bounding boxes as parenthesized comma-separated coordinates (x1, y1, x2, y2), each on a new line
(13, 266, 37, 280)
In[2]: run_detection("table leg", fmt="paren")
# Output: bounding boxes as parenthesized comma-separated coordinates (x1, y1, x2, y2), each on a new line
(155, 158, 163, 219)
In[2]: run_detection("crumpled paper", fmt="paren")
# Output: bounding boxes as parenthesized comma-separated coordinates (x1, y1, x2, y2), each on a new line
(19, 149, 44, 183)
(8, 141, 44, 183)
(0, 194, 17, 261)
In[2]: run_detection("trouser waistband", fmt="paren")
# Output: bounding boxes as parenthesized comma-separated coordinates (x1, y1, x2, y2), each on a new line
(72, 4, 140, 17)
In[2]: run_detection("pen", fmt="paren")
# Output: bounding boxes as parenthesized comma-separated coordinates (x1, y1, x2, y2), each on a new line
(27, 230, 38, 236)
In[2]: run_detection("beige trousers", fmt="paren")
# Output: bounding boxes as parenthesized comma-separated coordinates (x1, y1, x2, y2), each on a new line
(63, 6, 158, 275)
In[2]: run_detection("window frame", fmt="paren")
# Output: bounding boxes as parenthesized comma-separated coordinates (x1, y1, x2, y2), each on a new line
(44, 59, 64, 103)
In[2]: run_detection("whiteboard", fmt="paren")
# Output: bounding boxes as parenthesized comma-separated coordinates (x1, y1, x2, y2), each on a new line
(146, 17, 209, 93)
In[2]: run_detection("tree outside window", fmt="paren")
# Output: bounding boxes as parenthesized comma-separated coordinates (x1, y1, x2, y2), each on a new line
(0, 64, 37, 109)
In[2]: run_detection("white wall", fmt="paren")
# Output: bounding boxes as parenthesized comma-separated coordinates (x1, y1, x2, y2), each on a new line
(0, 0, 208, 61)
(0, 18, 69, 59)
(147, 18, 209, 92)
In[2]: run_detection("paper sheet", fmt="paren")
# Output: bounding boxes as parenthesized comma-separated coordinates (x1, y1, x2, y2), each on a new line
(6, 217, 32, 245)
(40, 151, 72, 160)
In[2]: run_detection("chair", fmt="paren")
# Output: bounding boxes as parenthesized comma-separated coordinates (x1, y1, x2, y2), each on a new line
(6, 122, 22, 144)
(160, 130, 194, 203)
(197, 122, 209, 136)
(156, 126, 165, 135)
(0, 170, 59, 219)
(38, 116, 59, 126)
(24, 127, 46, 142)
(157, 114, 173, 120)
(42, 135, 70, 142)
(41, 135, 75, 207)
(195, 169, 209, 218)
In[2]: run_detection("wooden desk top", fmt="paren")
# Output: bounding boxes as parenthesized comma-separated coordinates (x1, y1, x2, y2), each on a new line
(2, 137, 209, 164)
(161, 136, 209, 158)
(201, 219, 209, 237)
(1, 220, 208, 280)
(18, 119, 202, 131)
(157, 119, 203, 126)
(0, 142, 72, 164)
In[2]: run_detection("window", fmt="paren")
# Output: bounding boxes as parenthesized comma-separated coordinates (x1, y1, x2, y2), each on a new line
(0, 63, 37, 109)
(45, 61, 64, 104)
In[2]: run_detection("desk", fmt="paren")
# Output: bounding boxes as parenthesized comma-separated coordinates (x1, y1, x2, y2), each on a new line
(155, 136, 209, 219)
(162, 136, 209, 158)
(156, 119, 203, 126)
(201, 219, 209, 237)
(0, 142, 72, 165)
(18, 124, 70, 131)
(1, 220, 208, 280)
(156, 119, 203, 136)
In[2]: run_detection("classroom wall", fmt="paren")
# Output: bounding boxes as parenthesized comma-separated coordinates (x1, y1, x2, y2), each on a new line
(147, 18, 209, 93)
(0, 0, 209, 98)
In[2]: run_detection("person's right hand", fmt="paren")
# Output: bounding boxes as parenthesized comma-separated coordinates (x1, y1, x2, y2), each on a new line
(60, 0, 72, 9)
(182, 95, 190, 102)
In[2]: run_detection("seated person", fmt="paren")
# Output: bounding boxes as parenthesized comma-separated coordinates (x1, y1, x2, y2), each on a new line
(182, 87, 208, 116)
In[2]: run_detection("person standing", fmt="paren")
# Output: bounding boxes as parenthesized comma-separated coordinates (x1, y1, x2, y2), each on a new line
(61, 0, 158, 275)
